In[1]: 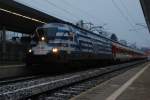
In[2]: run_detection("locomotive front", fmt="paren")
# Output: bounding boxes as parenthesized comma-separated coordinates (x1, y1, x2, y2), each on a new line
(26, 23, 75, 65)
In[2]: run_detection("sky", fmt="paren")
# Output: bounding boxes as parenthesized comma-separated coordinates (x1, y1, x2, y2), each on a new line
(15, 0, 150, 48)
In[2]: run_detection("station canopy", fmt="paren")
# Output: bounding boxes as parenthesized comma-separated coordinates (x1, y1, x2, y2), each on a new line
(140, 0, 150, 32)
(0, 0, 65, 34)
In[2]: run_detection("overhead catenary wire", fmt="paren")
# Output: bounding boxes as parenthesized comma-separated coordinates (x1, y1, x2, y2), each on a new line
(18, 0, 107, 29)
(112, 0, 138, 32)
(16, 0, 78, 22)
(119, 0, 137, 24)
(60, 0, 105, 24)
(17, 0, 140, 33)
(45, 0, 80, 21)
(15, 0, 58, 21)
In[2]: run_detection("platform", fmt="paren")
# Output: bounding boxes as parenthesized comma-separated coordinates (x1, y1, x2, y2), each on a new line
(0, 64, 27, 79)
(70, 62, 150, 100)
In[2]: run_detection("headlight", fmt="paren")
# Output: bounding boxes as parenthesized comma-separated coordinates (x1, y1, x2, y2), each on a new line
(41, 37, 45, 41)
(28, 49, 32, 53)
(52, 48, 58, 53)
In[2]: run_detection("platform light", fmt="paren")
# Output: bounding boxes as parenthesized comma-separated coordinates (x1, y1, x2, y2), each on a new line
(0, 8, 46, 24)
(28, 49, 32, 53)
(52, 48, 58, 53)
(41, 37, 45, 41)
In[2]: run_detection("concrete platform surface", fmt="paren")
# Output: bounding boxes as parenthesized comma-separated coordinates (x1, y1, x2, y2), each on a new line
(0, 64, 27, 79)
(70, 62, 150, 100)
(0, 64, 25, 68)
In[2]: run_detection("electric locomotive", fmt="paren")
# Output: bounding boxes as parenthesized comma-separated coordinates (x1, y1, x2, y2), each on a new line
(26, 22, 146, 66)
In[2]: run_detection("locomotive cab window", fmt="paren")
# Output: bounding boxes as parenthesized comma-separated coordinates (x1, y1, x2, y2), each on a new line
(37, 27, 58, 40)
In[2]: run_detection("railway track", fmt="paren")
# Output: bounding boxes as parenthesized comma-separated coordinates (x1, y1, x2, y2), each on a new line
(0, 60, 146, 100)
(28, 66, 133, 100)
(28, 61, 147, 100)
(0, 75, 49, 86)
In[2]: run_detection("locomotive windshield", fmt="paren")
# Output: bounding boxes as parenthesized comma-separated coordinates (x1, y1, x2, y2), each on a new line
(37, 27, 58, 40)
(36, 26, 74, 41)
